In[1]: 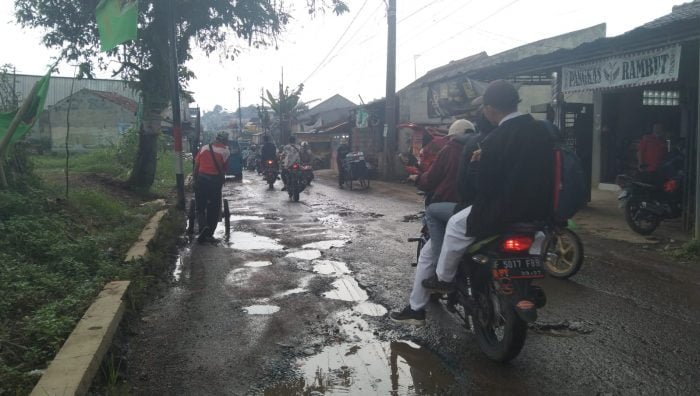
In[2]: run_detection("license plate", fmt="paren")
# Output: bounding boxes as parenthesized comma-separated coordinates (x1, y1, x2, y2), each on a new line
(495, 257, 544, 279)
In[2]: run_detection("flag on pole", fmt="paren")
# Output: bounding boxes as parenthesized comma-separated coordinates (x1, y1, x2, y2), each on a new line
(0, 72, 51, 144)
(96, 0, 138, 52)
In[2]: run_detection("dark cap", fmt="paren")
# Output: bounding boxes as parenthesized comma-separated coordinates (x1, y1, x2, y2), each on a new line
(482, 80, 519, 112)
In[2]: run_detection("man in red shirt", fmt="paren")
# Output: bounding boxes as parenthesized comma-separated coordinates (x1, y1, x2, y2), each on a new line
(194, 132, 231, 243)
(637, 123, 667, 173)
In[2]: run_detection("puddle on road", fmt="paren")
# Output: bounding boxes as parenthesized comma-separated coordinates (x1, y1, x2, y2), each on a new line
(323, 276, 369, 302)
(302, 239, 349, 250)
(312, 260, 351, 275)
(265, 311, 455, 395)
(225, 268, 256, 287)
(173, 247, 191, 281)
(244, 261, 273, 268)
(227, 232, 284, 251)
(243, 305, 280, 315)
(352, 301, 387, 317)
(230, 215, 266, 221)
(285, 250, 322, 260)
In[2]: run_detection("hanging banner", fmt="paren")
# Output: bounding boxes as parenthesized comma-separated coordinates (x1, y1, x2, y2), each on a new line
(427, 77, 487, 118)
(562, 44, 681, 93)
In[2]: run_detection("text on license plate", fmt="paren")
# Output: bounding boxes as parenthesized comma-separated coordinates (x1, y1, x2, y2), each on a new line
(495, 257, 544, 279)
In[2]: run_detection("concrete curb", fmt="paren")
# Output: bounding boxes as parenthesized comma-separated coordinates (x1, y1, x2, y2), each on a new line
(125, 209, 168, 261)
(31, 208, 171, 395)
(30, 281, 130, 396)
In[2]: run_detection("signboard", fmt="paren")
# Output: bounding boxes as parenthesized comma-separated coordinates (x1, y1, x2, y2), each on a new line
(427, 77, 487, 118)
(562, 44, 681, 93)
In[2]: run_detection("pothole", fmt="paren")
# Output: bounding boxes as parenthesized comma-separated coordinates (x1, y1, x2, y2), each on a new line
(312, 260, 351, 275)
(530, 320, 594, 336)
(285, 250, 322, 260)
(225, 268, 255, 287)
(265, 310, 455, 394)
(227, 232, 284, 251)
(352, 302, 387, 317)
(302, 239, 349, 250)
(242, 305, 280, 315)
(244, 261, 273, 268)
(230, 215, 266, 221)
(323, 276, 368, 302)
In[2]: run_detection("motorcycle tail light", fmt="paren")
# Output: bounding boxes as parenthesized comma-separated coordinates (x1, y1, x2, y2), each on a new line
(663, 179, 678, 193)
(500, 236, 533, 253)
(267, 160, 273, 165)
(292, 163, 299, 169)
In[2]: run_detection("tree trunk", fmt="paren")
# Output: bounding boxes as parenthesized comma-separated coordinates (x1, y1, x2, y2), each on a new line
(128, 92, 167, 190)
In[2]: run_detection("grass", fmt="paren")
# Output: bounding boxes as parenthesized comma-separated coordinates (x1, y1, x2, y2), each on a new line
(0, 144, 185, 394)
(671, 239, 700, 261)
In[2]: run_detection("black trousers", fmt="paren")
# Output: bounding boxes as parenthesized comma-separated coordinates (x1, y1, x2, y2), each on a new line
(195, 174, 223, 236)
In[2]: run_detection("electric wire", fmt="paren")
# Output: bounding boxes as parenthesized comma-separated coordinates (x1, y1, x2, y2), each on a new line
(302, 0, 371, 84)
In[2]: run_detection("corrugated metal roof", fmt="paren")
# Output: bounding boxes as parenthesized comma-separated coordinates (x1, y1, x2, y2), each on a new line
(641, 0, 700, 29)
(11, 74, 138, 109)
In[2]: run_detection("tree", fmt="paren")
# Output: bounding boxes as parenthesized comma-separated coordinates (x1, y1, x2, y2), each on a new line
(0, 64, 19, 113)
(262, 83, 306, 143)
(14, 0, 348, 189)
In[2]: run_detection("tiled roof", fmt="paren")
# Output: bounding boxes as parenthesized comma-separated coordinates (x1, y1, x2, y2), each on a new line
(86, 89, 138, 113)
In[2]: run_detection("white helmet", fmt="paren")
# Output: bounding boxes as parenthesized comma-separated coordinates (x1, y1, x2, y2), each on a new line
(447, 119, 475, 138)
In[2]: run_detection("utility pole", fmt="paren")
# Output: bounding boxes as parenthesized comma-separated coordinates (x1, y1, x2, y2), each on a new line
(383, 0, 397, 180)
(168, 0, 185, 209)
(237, 88, 243, 138)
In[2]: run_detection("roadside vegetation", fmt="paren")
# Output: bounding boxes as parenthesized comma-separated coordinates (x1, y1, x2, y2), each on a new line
(0, 131, 183, 393)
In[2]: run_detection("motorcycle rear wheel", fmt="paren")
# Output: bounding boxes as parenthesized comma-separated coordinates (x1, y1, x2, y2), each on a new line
(624, 198, 660, 235)
(543, 228, 583, 279)
(473, 284, 527, 362)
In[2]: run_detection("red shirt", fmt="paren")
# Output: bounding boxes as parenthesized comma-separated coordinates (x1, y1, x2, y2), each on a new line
(416, 138, 463, 203)
(638, 134, 666, 172)
(419, 136, 447, 172)
(195, 143, 230, 176)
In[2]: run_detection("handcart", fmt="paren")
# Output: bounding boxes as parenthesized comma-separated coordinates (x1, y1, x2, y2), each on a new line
(342, 151, 370, 190)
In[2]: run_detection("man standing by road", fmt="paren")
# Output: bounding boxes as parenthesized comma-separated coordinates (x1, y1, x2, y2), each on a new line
(194, 131, 231, 243)
(392, 80, 554, 324)
(336, 138, 351, 188)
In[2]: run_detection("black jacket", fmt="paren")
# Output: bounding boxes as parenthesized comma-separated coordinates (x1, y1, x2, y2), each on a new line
(455, 132, 488, 211)
(467, 114, 554, 238)
(261, 142, 277, 162)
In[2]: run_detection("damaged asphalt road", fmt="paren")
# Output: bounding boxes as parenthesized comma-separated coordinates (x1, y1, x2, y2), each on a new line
(128, 172, 700, 395)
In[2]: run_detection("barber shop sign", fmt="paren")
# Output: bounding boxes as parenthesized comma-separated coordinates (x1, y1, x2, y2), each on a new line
(562, 44, 680, 93)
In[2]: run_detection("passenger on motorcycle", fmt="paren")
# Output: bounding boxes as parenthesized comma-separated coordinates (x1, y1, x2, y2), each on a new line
(300, 141, 314, 165)
(392, 80, 554, 324)
(280, 136, 302, 191)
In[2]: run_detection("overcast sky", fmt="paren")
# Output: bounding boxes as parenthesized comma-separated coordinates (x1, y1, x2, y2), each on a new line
(0, 0, 689, 112)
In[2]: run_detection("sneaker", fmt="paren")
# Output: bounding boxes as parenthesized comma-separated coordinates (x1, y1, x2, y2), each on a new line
(421, 275, 455, 294)
(389, 305, 425, 326)
(197, 226, 210, 244)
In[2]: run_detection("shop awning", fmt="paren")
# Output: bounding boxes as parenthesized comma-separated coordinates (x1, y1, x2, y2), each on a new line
(562, 44, 681, 93)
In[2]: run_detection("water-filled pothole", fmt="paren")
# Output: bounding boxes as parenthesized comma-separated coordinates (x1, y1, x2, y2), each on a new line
(265, 311, 455, 394)
(242, 305, 280, 315)
(323, 276, 368, 302)
(285, 250, 322, 260)
(227, 232, 284, 251)
(244, 261, 273, 268)
(312, 260, 351, 275)
(302, 239, 349, 250)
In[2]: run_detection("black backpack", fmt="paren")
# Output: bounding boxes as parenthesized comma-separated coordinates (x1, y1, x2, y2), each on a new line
(553, 145, 587, 220)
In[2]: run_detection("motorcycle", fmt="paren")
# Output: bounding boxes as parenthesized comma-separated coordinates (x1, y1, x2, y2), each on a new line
(300, 163, 314, 186)
(262, 159, 279, 190)
(245, 153, 259, 171)
(617, 173, 682, 235)
(286, 162, 307, 202)
(441, 224, 547, 362)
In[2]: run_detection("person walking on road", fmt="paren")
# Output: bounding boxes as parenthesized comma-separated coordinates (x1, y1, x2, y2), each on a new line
(336, 138, 351, 188)
(194, 131, 231, 243)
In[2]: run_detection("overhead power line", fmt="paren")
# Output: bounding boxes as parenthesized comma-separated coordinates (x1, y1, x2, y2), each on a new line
(302, 0, 371, 84)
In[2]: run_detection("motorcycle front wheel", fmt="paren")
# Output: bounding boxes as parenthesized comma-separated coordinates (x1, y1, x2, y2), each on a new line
(624, 198, 660, 235)
(473, 283, 527, 362)
(543, 228, 583, 279)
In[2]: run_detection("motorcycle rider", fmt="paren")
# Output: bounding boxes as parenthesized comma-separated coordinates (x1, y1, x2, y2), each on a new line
(392, 80, 554, 324)
(300, 141, 314, 165)
(193, 131, 231, 243)
(336, 138, 351, 188)
(261, 135, 277, 164)
(281, 135, 302, 191)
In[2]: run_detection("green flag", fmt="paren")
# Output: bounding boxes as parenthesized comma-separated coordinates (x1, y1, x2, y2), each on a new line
(96, 0, 138, 52)
(0, 72, 51, 144)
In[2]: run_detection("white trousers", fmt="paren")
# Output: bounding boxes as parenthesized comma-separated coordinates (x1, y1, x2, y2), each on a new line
(436, 206, 474, 282)
(409, 239, 436, 311)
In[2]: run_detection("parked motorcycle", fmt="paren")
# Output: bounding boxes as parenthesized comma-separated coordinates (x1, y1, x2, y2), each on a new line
(442, 224, 546, 362)
(262, 159, 278, 190)
(286, 162, 307, 202)
(617, 173, 682, 235)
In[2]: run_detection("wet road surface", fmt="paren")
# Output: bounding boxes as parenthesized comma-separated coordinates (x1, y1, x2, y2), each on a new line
(128, 172, 700, 395)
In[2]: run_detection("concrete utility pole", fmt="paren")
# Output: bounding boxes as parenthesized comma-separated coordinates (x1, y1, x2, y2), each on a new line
(237, 88, 243, 138)
(383, 0, 397, 180)
(695, 46, 700, 239)
(168, 0, 185, 210)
